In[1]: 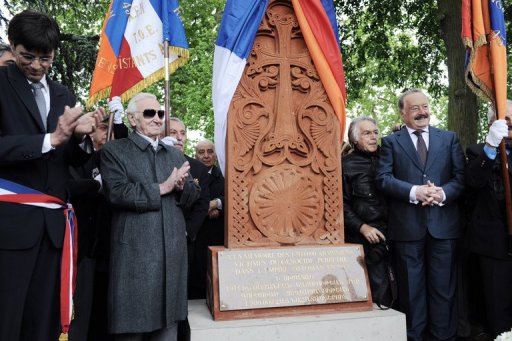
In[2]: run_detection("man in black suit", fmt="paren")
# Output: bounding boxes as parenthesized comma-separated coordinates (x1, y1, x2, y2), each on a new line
(0, 10, 105, 341)
(168, 118, 210, 244)
(466, 100, 512, 338)
(68, 115, 127, 341)
(191, 139, 225, 299)
(167, 118, 210, 300)
(376, 89, 465, 341)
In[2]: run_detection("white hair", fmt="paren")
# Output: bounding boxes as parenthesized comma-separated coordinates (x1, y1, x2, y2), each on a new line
(487, 99, 512, 123)
(348, 116, 378, 147)
(126, 93, 157, 116)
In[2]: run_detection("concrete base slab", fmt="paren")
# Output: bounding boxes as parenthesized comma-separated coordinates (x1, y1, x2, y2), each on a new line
(187, 299, 406, 341)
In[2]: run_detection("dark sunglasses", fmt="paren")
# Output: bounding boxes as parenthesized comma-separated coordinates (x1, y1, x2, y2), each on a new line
(138, 109, 165, 119)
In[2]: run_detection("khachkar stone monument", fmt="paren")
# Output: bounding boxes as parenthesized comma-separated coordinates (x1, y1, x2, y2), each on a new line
(207, 0, 372, 319)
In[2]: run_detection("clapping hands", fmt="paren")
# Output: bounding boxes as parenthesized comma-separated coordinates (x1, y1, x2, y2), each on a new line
(51, 106, 107, 147)
(171, 161, 190, 191)
(159, 161, 190, 195)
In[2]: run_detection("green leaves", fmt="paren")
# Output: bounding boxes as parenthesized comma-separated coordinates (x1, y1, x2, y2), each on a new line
(4, 0, 510, 147)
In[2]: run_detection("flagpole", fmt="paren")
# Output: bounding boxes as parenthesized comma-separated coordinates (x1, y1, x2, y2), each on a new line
(164, 40, 171, 136)
(106, 111, 115, 142)
(488, 15, 512, 253)
(495, 103, 512, 255)
(497, 141, 512, 246)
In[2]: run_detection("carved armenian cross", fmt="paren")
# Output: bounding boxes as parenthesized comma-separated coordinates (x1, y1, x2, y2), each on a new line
(225, 0, 343, 247)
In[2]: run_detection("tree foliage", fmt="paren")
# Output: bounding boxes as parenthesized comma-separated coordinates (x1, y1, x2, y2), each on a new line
(2, 0, 511, 147)
(334, 0, 511, 147)
(170, 0, 224, 142)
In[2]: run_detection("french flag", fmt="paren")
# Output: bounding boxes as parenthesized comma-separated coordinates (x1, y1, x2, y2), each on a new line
(0, 178, 78, 336)
(213, 0, 346, 174)
(88, 0, 188, 106)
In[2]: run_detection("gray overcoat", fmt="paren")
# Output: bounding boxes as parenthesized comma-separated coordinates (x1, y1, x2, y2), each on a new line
(100, 132, 200, 333)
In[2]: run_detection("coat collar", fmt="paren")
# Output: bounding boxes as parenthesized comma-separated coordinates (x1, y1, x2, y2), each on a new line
(129, 131, 155, 151)
(128, 131, 173, 153)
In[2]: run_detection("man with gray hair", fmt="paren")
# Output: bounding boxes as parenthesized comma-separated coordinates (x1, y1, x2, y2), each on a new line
(465, 99, 512, 338)
(100, 92, 200, 340)
(0, 43, 15, 66)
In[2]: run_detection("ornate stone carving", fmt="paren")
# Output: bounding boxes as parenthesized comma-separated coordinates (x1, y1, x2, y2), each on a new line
(226, 0, 343, 247)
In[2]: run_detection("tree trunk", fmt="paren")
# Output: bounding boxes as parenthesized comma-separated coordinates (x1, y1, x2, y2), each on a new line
(437, 0, 478, 150)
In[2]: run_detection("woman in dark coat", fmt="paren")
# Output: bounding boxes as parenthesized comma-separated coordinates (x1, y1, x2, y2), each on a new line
(342, 116, 392, 307)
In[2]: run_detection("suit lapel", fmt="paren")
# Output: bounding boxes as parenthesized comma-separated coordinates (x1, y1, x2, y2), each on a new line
(7, 65, 46, 132)
(425, 127, 442, 171)
(396, 128, 424, 170)
(46, 79, 67, 132)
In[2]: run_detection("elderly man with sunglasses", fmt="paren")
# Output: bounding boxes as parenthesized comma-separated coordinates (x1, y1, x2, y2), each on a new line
(100, 92, 200, 341)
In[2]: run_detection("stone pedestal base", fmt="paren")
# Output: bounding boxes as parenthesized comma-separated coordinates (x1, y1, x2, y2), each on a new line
(187, 299, 406, 341)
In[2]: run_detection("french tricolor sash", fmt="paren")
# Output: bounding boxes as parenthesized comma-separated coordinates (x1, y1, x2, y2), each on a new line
(0, 178, 78, 336)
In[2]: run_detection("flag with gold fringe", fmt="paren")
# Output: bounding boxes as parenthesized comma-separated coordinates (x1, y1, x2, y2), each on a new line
(87, 0, 189, 107)
(213, 0, 346, 174)
(461, 0, 507, 115)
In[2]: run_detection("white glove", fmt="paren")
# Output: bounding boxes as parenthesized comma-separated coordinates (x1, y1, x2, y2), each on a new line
(94, 173, 102, 192)
(108, 96, 124, 124)
(486, 119, 509, 147)
(161, 136, 177, 146)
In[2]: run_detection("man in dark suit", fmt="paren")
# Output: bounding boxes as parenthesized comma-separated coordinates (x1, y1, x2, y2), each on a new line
(191, 139, 225, 299)
(376, 88, 465, 341)
(0, 10, 105, 341)
(68, 116, 128, 341)
(167, 118, 210, 299)
(466, 100, 512, 338)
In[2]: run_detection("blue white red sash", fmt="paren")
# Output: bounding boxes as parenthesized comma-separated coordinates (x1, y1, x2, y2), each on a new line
(0, 178, 78, 336)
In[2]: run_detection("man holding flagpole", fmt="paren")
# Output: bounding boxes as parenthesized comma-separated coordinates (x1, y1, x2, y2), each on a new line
(0, 10, 105, 341)
(466, 100, 512, 338)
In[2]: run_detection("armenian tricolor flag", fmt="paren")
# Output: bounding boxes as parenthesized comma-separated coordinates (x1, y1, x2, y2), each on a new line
(87, 0, 189, 106)
(212, 0, 346, 174)
(461, 0, 507, 118)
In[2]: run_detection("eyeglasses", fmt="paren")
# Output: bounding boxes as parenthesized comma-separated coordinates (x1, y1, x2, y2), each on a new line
(15, 51, 53, 66)
(136, 109, 165, 119)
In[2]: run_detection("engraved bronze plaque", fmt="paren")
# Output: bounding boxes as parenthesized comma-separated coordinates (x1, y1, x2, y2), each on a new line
(217, 246, 368, 311)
